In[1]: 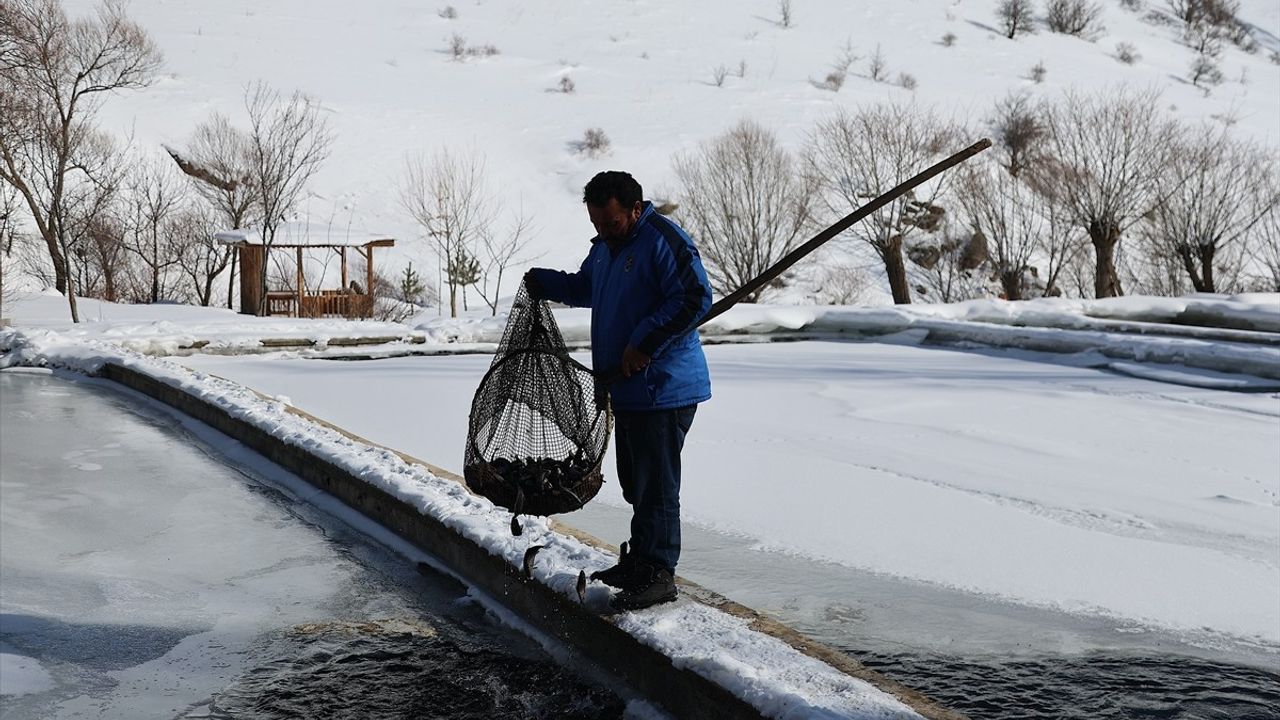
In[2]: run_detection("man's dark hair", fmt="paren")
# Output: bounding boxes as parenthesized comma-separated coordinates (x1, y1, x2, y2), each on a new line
(583, 171, 642, 208)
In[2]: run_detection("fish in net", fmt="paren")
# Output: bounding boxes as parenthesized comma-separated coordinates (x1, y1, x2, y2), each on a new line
(464, 284, 611, 533)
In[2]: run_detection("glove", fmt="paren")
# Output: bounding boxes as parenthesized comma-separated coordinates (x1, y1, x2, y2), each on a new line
(524, 270, 545, 300)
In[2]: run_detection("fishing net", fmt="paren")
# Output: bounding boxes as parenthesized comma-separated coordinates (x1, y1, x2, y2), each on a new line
(464, 284, 611, 522)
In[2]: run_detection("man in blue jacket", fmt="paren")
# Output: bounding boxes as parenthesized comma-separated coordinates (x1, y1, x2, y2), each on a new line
(525, 171, 712, 611)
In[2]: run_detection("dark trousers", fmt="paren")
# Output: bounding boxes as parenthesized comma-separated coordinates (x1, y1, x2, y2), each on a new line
(613, 404, 697, 573)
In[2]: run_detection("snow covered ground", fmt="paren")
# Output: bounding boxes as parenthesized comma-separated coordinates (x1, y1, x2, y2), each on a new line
(40, 0, 1280, 296)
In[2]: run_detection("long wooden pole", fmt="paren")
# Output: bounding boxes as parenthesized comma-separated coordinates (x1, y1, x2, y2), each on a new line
(698, 137, 992, 327)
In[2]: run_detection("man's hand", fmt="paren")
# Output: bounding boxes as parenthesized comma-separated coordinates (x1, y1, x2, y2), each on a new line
(621, 344, 650, 378)
(523, 270, 545, 299)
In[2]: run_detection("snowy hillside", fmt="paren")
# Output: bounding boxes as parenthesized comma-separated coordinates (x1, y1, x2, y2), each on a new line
(58, 0, 1280, 299)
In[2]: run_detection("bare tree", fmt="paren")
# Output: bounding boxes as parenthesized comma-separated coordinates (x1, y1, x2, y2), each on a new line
(172, 205, 231, 306)
(79, 209, 132, 302)
(170, 111, 256, 309)
(1038, 87, 1176, 298)
(56, 128, 125, 311)
(1169, 0, 1239, 27)
(398, 149, 492, 317)
(816, 261, 872, 305)
(867, 44, 888, 82)
(0, 0, 162, 321)
(243, 81, 332, 315)
(1023, 171, 1087, 297)
(673, 119, 818, 302)
(1187, 24, 1224, 91)
(997, 0, 1037, 39)
(0, 182, 19, 318)
(804, 103, 961, 304)
(0, 249, 16, 320)
(957, 158, 1043, 299)
(474, 207, 538, 316)
(1145, 127, 1278, 293)
(122, 153, 186, 302)
(913, 224, 990, 303)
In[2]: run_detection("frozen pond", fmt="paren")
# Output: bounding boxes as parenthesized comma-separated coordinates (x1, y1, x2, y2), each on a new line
(0, 371, 623, 719)
(175, 340, 1280, 719)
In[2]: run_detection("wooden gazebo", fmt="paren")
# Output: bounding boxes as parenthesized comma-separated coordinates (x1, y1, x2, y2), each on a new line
(214, 222, 395, 318)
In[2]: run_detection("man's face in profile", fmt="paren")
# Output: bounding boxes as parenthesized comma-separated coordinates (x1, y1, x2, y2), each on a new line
(588, 199, 641, 243)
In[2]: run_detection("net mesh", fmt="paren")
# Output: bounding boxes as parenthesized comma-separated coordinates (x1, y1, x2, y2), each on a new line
(464, 284, 611, 517)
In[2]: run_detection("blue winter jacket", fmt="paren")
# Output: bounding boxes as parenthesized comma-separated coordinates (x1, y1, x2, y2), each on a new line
(529, 202, 713, 412)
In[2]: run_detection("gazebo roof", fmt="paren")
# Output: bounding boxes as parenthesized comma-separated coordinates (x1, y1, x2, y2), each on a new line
(214, 221, 394, 248)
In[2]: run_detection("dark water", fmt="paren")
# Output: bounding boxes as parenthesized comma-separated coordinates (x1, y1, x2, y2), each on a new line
(188, 619, 623, 720)
(853, 650, 1280, 720)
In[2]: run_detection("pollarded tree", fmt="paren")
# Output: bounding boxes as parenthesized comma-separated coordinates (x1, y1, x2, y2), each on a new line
(673, 119, 818, 302)
(0, 0, 162, 321)
(1038, 87, 1177, 298)
(1145, 126, 1279, 293)
(803, 103, 962, 304)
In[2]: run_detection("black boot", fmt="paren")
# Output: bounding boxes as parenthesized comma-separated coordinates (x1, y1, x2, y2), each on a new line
(589, 541, 635, 589)
(610, 561, 677, 611)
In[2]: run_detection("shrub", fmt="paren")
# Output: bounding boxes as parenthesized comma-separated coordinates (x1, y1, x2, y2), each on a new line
(991, 91, 1045, 176)
(438, 6, 457, 19)
(1030, 60, 1047, 82)
(712, 64, 728, 87)
(558, 76, 575, 93)
(577, 128, 611, 157)
(897, 72, 918, 90)
(1046, 0, 1105, 38)
(1115, 41, 1141, 63)
(449, 35, 498, 60)
(941, 32, 957, 47)
(448, 33, 467, 60)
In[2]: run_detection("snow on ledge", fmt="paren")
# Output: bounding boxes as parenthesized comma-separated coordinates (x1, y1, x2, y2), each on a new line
(0, 326, 922, 720)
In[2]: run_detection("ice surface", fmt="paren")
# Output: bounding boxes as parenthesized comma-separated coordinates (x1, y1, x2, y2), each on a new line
(0, 332, 924, 718)
(0, 654, 55, 697)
